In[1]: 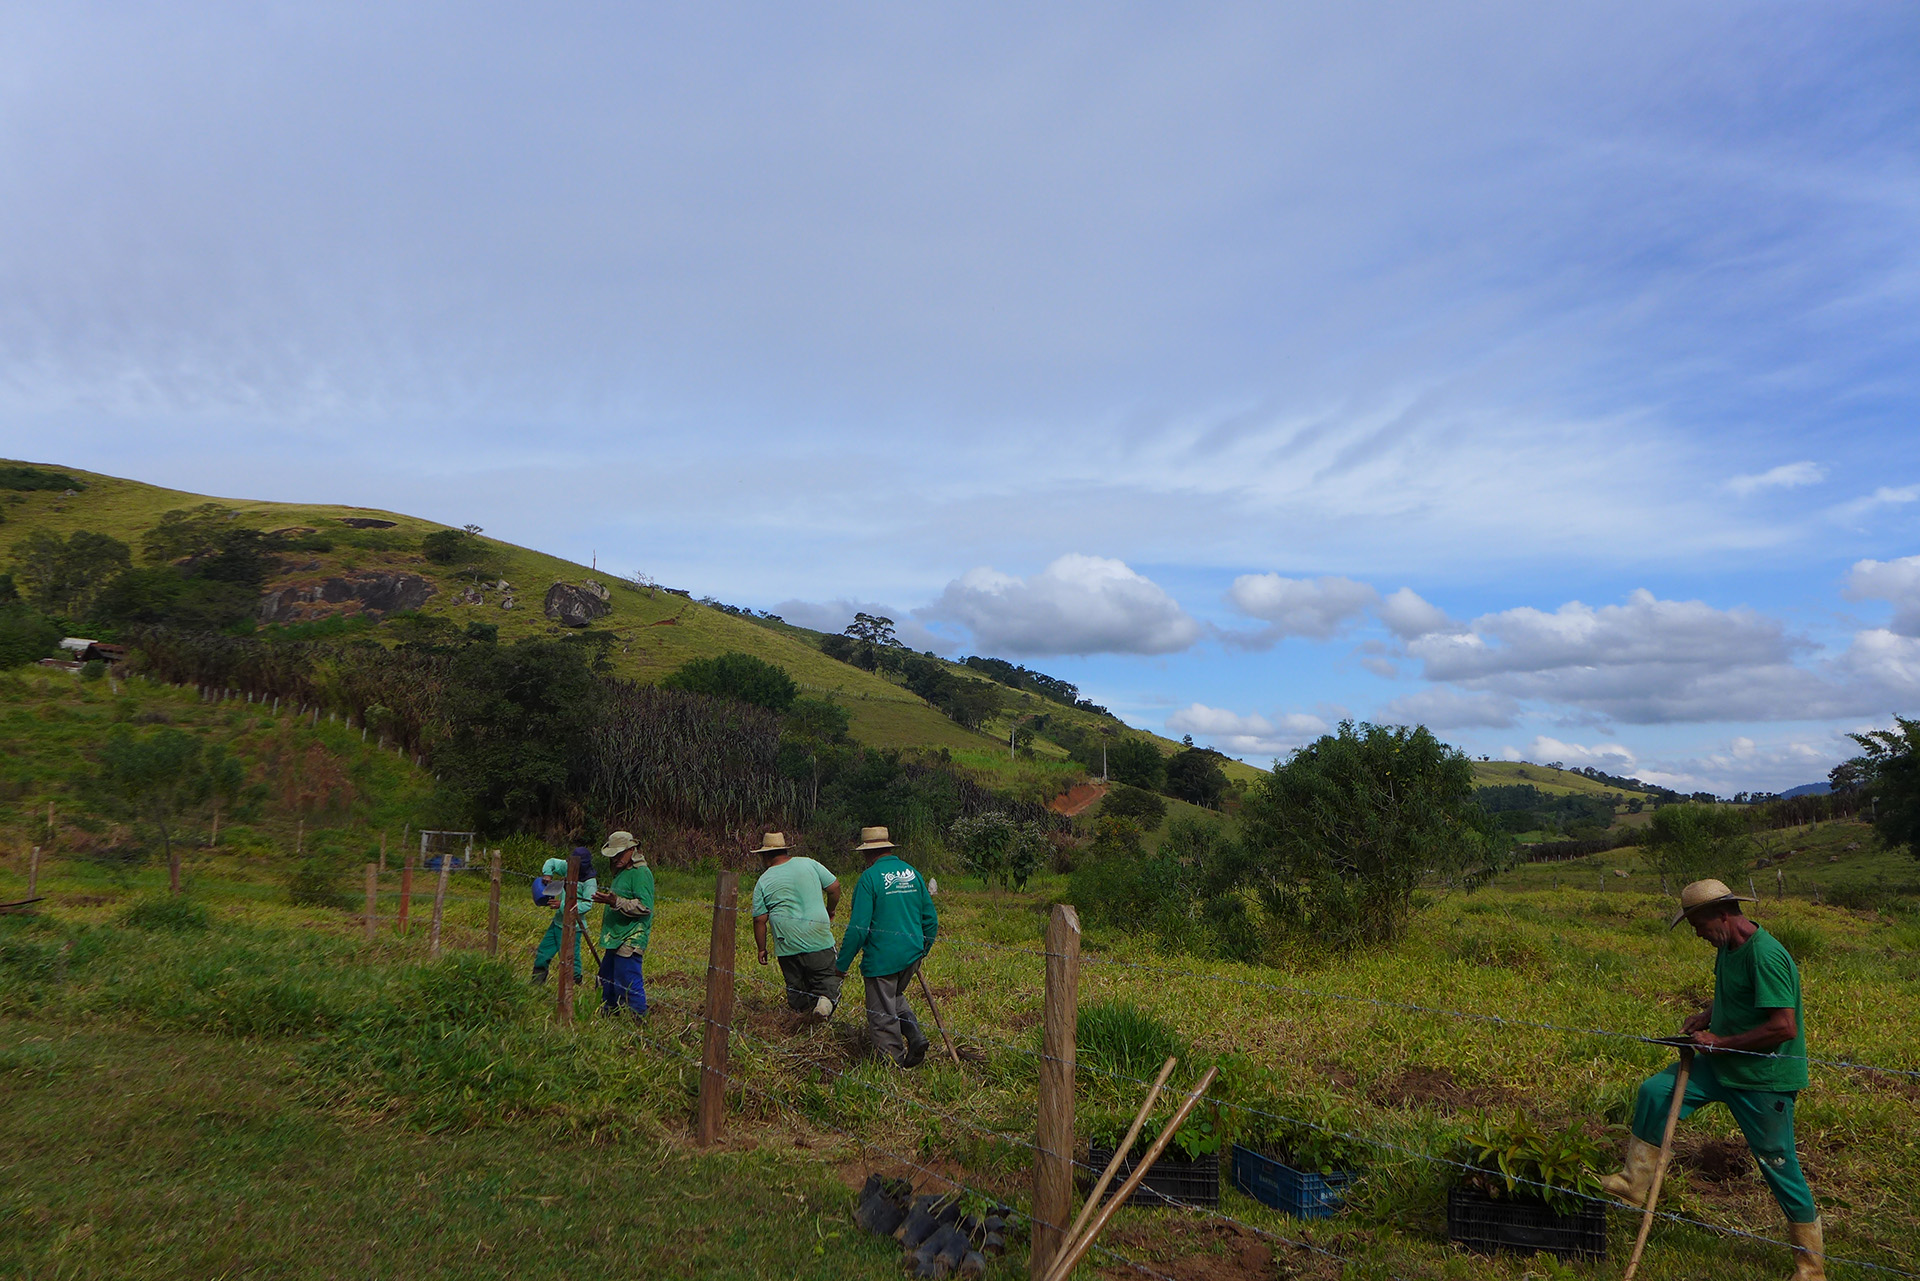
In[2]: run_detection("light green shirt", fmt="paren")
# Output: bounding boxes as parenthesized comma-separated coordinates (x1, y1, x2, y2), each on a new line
(750, 856, 838, 958)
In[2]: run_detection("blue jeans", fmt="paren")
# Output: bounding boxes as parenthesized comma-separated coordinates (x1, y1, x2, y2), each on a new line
(599, 949, 646, 1015)
(1631, 1055, 1815, 1223)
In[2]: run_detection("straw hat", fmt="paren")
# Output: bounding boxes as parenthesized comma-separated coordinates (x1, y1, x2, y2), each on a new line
(601, 830, 638, 859)
(854, 826, 896, 851)
(1669, 878, 1756, 929)
(754, 832, 791, 856)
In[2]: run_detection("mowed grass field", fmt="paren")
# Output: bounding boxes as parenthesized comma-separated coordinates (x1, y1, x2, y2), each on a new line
(5, 821, 1917, 1280)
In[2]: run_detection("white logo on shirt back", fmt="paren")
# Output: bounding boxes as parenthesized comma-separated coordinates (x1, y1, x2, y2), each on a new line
(881, 868, 917, 890)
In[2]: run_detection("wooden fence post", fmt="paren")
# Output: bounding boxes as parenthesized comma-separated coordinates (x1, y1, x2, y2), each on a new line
(296, 819, 304, 856)
(379, 831, 387, 874)
(487, 850, 502, 957)
(210, 804, 220, 847)
(429, 852, 451, 958)
(558, 862, 578, 1024)
(27, 846, 39, 898)
(398, 852, 413, 935)
(1032, 904, 1082, 1280)
(698, 869, 741, 1146)
(169, 843, 181, 896)
(365, 862, 378, 942)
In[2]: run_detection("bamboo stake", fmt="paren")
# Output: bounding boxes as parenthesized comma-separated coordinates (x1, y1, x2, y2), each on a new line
(1042, 1067, 1220, 1281)
(28, 846, 40, 898)
(1057, 1057, 1177, 1261)
(1622, 1047, 1693, 1281)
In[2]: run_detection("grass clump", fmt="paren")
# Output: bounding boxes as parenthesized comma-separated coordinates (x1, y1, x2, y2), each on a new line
(1077, 999, 1190, 1083)
(120, 895, 210, 932)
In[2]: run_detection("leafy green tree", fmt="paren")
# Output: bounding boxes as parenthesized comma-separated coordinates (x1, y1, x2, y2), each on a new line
(434, 637, 603, 831)
(1238, 720, 1494, 950)
(141, 504, 238, 563)
(1847, 717, 1920, 859)
(90, 567, 257, 631)
(421, 529, 473, 564)
(1105, 737, 1166, 792)
(0, 601, 61, 668)
(1643, 803, 1754, 885)
(86, 726, 243, 886)
(661, 651, 798, 713)
(10, 528, 131, 617)
(1165, 746, 1229, 808)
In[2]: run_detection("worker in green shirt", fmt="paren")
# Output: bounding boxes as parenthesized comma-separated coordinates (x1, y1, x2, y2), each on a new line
(750, 831, 842, 1019)
(1601, 879, 1822, 1280)
(590, 830, 653, 1018)
(833, 826, 937, 1067)
(529, 847, 595, 985)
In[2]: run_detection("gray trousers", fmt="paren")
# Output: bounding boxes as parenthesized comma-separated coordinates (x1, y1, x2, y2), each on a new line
(776, 948, 844, 1012)
(862, 967, 928, 1064)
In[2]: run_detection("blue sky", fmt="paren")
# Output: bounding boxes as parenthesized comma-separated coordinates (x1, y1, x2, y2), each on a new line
(4, 3, 1918, 793)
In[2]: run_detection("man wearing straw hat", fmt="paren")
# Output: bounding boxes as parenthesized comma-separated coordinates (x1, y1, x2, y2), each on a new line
(834, 826, 938, 1068)
(590, 831, 653, 1018)
(1600, 878, 1822, 1279)
(750, 831, 843, 1020)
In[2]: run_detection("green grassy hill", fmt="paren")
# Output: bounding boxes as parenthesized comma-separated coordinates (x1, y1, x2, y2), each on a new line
(1472, 758, 1653, 800)
(6, 460, 1239, 775)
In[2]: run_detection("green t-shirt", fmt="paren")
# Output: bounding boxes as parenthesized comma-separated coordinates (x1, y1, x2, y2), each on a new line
(1710, 925, 1808, 1092)
(599, 863, 655, 953)
(750, 856, 838, 957)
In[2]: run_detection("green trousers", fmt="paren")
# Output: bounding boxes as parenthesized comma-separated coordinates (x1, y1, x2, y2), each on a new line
(1631, 1055, 1816, 1223)
(533, 912, 583, 978)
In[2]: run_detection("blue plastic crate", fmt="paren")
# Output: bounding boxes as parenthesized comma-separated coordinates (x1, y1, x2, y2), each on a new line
(1230, 1145, 1353, 1219)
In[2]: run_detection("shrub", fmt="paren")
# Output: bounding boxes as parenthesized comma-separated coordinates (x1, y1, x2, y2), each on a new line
(119, 896, 211, 932)
(421, 529, 471, 564)
(0, 602, 60, 669)
(661, 651, 798, 713)
(948, 812, 1046, 890)
(1453, 1115, 1607, 1214)
(286, 857, 352, 909)
(1763, 918, 1827, 962)
(1105, 738, 1165, 791)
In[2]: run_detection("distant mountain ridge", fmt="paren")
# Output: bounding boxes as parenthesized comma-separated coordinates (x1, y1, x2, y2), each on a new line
(1776, 782, 1833, 799)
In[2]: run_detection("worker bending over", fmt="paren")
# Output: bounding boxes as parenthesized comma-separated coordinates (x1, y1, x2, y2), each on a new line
(1602, 879, 1822, 1279)
(529, 846, 595, 985)
(835, 826, 937, 1067)
(751, 831, 843, 1019)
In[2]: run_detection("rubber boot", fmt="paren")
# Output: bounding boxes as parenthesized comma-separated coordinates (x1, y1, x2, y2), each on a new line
(900, 1010, 931, 1068)
(530, 966, 549, 986)
(1786, 1219, 1825, 1281)
(1598, 1136, 1661, 1204)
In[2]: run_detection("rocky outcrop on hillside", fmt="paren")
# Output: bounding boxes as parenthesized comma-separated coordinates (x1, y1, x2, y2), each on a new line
(544, 582, 612, 627)
(258, 572, 438, 622)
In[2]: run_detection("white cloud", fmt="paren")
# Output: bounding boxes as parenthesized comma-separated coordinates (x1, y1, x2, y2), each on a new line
(1166, 703, 1327, 758)
(769, 598, 953, 654)
(1513, 736, 1638, 770)
(1224, 574, 1377, 644)
(1833, 485, 1920, 522)
(1844, 555, 1920, 637)
(1630, 735, 1843, 797)
(924, 554, 1201, 657)
(1377, 687, 1517, 729)
(1726, 461, 1824, 497)
(1376, 587, 1460, 640)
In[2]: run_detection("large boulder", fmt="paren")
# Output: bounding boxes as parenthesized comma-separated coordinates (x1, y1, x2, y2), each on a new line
(258, 572, 437, 623)
(544, 582, 611, 627)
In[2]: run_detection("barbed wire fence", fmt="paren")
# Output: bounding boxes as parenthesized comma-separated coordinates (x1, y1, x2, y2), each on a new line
(9, 845, 1918, 1277)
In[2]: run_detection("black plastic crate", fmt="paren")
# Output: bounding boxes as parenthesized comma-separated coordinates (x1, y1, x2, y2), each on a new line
(1446, 1186, 1606, 1260)
(1086, 1147, 1220, 1208)
(1230, 1145, 1353, 1219)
